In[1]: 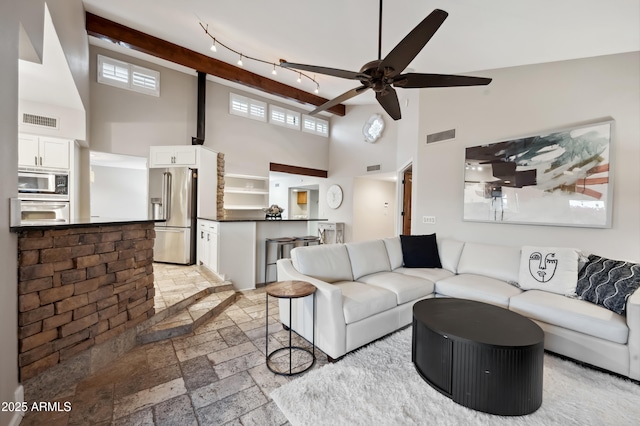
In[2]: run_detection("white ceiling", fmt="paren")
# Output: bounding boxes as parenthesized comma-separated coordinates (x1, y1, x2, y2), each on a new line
(82, 0, 640, 107)
(19, 4, 84, 110)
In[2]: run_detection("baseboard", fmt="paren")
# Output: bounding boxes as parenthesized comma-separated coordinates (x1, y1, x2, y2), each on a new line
(8, 384, 25, 426)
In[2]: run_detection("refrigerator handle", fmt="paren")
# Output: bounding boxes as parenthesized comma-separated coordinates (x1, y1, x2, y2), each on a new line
(162, 172, 172, 221)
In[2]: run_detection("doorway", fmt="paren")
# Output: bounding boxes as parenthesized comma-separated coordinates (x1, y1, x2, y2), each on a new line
(401, 165, 412, 235)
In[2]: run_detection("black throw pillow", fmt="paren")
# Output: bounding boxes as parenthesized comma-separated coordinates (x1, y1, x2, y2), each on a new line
(400, 234, 442, 268)
(575, 254, 640, 315)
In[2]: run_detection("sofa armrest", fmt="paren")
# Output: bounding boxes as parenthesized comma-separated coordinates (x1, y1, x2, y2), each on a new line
(626, 289, 640, 380)
(276, 258, 347, 359)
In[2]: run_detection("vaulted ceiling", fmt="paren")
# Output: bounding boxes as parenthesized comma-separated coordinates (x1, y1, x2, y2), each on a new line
(82, 0, 640, 112)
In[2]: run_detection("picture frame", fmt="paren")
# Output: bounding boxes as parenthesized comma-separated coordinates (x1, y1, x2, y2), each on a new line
(463, 120, 613, 228)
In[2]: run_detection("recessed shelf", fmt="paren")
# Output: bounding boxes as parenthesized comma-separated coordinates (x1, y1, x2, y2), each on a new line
(224, 173, 268, 180)
(223, 205, 267, 210)
(224, 188, 269, 195)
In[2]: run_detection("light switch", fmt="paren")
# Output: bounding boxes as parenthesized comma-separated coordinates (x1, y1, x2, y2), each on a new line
(422, 216, 436, 224)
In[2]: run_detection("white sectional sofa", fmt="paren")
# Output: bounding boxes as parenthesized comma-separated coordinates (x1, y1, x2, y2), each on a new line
(276, 237, 640, 380)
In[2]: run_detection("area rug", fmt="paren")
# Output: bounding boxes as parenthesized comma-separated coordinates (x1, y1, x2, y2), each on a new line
(270, 328, 640, 426)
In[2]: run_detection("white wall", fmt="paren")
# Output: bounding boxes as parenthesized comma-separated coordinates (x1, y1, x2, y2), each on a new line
(90, 166, 148, 219)
(414, 52, 640, 262)
(89, 45, 197, 157)
(207, 84, 330, 176)
(0, 5, 21, 425)
(327, 103, 399, 241)
(19, 99, 85, 141)
(90, 44, 332, 182)
(2, 1, 88, 425)
(352, 178, 397, 242)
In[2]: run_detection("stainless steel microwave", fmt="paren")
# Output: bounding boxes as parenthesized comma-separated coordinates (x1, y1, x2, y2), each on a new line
(18, 168, 69, 200)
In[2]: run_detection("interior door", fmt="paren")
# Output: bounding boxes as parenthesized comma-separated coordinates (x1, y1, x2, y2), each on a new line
(402, 168, 412, 235)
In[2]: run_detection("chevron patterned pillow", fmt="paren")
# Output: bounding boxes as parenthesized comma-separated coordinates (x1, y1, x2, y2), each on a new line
(575, 255, 640, 315)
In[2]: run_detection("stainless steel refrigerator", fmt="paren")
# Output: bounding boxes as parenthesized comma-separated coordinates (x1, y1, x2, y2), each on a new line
(149, 167, 197, 264)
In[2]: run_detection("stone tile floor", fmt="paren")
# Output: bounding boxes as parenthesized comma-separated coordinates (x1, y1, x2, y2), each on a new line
(152, 263, 225, 312)
(21, 266, 326, 425)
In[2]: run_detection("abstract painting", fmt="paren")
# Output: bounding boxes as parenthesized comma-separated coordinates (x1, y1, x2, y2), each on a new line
(463, 121, 613, 227)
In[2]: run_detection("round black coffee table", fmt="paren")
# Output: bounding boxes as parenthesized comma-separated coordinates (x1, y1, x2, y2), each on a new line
(412, 298, 544, 416)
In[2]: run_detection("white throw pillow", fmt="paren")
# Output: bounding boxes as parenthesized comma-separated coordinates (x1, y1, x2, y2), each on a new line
(518, 246, 580, 296)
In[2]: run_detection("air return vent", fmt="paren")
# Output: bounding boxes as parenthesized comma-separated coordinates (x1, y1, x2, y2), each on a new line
(22, 113, 59, 129)
(367, 164, 381, 172)
(426, 128, 455, 144)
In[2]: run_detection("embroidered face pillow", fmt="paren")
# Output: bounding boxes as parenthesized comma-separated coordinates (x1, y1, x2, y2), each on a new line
(518, 246, 581, 296)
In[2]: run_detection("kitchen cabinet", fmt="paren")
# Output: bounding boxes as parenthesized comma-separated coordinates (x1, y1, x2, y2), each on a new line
(149, 145, 199, 168)
(19, 134, 70, 169)
(197, 219, 219, 273)
(223, 174, 269, 210)
(297, 191, 308, 204)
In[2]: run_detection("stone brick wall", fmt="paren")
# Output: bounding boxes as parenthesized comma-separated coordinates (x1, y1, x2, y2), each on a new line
(217, 152, 225, 219)
(17, 222, 156, 381)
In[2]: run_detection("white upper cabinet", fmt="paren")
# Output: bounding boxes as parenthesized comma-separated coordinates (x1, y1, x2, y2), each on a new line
(19, 134, 70, 169)
(149, 145, 198, 168)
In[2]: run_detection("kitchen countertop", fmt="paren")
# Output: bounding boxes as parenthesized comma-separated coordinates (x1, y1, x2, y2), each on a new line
(10, 217, 163, 232)
(197, 217, 328, 223)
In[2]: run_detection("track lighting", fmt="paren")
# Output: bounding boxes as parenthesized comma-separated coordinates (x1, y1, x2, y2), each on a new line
(198, 21, 320, 95)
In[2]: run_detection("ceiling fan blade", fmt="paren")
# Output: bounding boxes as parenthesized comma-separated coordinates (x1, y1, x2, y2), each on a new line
(376, 87, 401, 121)
(310, 86, 370, 115)
(394, 73, 492, 88)
(280, 61, 370, 81)
(379, 9, 448, 78)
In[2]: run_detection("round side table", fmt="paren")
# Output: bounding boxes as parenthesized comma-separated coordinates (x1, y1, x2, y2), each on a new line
(265, 280, 316, 376)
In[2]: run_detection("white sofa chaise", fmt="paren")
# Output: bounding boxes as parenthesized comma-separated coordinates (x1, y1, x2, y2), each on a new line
(276, 237, 640, 380)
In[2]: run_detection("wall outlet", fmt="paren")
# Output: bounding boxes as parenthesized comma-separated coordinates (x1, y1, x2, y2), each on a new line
(422, 216, 436, 224)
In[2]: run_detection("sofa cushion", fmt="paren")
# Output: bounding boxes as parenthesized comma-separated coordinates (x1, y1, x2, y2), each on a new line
(575, 254, 640, 315)
(438, 239, 465, 274)
(346, 240, 391, 280)
(395, 267, 454, 283)
(400, 234, 442, 268)
(358, 272, 434, 304)
(509, 290, 629, 344)
(334, 281, 397, 324)
(383, 237, 404, 270)
(291, 245, 353, 283)
(457, 242, 521, 284)
(518, 246, 581, 296)
(435, 274, 523, 308)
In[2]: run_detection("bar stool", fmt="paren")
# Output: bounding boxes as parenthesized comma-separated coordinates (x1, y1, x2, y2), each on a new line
(264, 237, 296, 284)
(295, 235, 321, 247)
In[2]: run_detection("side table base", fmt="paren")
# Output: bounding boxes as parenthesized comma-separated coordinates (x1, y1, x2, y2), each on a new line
(266, 346, 316, 376)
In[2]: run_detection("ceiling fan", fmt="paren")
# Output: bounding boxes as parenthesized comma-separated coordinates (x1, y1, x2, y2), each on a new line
(280, 2, 492, 120)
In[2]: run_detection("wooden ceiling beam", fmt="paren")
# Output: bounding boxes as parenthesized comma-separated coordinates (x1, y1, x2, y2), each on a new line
(85, 12, 345, 116)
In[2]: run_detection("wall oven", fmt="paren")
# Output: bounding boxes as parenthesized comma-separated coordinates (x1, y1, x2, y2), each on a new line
(19, 200, 70, 225)
(18, 168, 69, 200)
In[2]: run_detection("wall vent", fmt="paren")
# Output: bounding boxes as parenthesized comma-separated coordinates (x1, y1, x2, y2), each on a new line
(367, 164, 381, 172)
(22, 113, 59, 129)
(426, 128, 455, 144)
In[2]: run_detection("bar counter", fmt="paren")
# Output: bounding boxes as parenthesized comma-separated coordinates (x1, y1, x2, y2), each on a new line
(10, 217, 160, 232)
(13, 218, 157, 381)
(196, 217, 327, 290)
